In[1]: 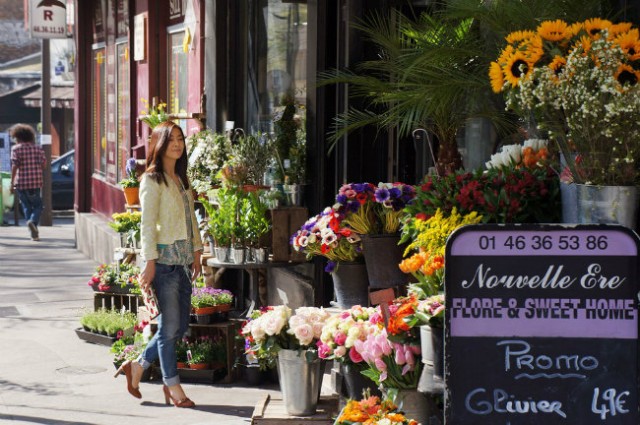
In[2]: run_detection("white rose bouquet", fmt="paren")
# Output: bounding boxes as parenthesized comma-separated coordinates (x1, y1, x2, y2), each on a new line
(241, 305, 330, 365)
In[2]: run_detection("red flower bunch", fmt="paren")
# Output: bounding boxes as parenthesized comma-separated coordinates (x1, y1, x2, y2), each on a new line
(404, 167, 559, 236)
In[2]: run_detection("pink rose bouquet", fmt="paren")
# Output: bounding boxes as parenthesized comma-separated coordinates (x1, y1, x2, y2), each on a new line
(318, 305, 383, 364)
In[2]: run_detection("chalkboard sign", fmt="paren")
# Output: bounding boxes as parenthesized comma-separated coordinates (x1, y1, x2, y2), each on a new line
(444, 224, 640, 425)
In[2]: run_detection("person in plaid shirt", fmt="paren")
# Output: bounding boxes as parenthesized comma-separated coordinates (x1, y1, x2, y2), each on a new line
(10, 124, 45, 241)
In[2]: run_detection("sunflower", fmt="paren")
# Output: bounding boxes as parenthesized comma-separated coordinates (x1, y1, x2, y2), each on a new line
(489, 62, 505, 93)
(571, 35, 592, 56)
(615, 29, 640, 60)
(498, 45, 515, 65)
(608, 22, 633, 39)
(568, 22, 585, 38)
(505, 30, 536, 45)
(584, 18, 612, 38)
(615, 63, 640, 87)
(548, 55, 567, 76)
(521, 35, 544, 64)
(504, 51, 532, 86)
(537, 20, 570, 42)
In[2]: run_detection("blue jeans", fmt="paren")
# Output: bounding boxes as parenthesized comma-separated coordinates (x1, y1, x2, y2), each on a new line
(138, 263, 191, 386)
(17, 188, 43, 226)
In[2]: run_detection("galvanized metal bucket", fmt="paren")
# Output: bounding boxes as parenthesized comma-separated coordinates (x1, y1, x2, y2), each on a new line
(576, 184, 639, 230)
(276, 349, 323, 416)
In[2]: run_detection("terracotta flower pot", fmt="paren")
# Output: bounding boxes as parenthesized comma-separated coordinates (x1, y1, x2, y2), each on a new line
(193, 306, 216, 315)
(189, 362, 210, 370)
(123, 187, 140, 206)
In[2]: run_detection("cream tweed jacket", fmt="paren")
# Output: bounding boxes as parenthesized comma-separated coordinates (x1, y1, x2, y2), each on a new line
(140, 172, 203, 261)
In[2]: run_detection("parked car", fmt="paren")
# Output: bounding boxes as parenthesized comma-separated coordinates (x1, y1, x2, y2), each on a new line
(51, 149, 74, 210)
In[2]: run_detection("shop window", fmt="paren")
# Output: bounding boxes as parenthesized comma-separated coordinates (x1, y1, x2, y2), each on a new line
(248, 1, 307, 132)
(168, 27, 189, 131)
(116, 41, 130, 183)
(91, 46, 107, 176)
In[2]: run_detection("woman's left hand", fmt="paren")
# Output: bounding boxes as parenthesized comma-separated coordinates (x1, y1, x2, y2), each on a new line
(191, 250, 202, 281)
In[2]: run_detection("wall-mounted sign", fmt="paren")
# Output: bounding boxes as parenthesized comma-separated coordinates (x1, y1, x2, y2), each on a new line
(445, 224, 639, 424)
(30, 0, 67, 39)
(133, 14, 146, 62)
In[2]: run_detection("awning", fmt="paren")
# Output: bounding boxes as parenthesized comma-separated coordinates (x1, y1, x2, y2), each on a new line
(23, 85, 74, 109)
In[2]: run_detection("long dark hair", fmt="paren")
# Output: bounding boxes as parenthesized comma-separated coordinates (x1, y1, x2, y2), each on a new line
(145, 121, 190, 188)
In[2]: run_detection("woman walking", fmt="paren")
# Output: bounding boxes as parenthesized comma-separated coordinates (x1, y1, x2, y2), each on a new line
(115, 121, 203, 407)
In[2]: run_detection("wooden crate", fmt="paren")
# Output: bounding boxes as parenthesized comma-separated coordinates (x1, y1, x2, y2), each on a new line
(94, 292, 142, 314)
(251, 394, 338, 425)
(269, 207, 308, 262)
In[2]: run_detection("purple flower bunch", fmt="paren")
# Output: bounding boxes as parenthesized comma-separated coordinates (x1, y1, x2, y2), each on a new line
(191, 287, 234, 308)
(374, 182, 416, 212)
(120, 157, 140, 188)
(333, 182, 416, 234)
(125, 157, 138, 177)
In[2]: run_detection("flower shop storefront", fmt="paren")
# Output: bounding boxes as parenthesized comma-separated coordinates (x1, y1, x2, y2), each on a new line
(70, 1, 640, 424)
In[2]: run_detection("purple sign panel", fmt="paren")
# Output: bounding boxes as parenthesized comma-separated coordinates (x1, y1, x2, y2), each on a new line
(444, 224, 640, 425)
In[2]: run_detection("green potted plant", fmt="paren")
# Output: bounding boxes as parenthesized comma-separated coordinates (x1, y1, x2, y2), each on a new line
(138, 97, 169, 129)
(191, 286, 234, 316)
(200, 188, 236, 262)
(244, 191, 271, 262)
(187, 336, 216, 369)
(176, 337, 190, 369)
(230, 132, 275, 187)
(78, 308, 137, 344)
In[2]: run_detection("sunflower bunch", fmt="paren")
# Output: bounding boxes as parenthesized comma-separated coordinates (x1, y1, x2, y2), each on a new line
(490, 18, 640, 185)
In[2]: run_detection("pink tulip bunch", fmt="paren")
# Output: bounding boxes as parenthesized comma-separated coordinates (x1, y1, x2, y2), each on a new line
(353, 329, 423, 389)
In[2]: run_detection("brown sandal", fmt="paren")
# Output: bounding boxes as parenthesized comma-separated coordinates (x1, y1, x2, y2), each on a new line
(114, 360, 142, 399)
(163, 385, 195, 408)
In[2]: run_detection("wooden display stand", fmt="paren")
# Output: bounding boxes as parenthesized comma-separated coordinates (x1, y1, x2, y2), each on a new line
(147, 318, 244, 384)
(251, 394, 339, 425)
(188, 319, 244, 384)
(269, 207, 308, 262)
(94, 291, 142, 314)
